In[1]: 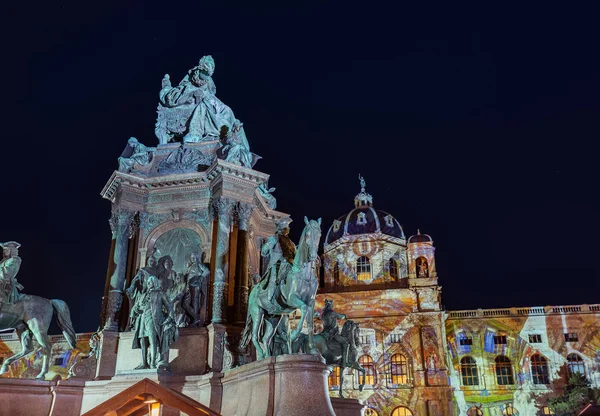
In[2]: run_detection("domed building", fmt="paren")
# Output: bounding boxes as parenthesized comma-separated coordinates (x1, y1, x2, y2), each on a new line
(316, 177, 450, 416)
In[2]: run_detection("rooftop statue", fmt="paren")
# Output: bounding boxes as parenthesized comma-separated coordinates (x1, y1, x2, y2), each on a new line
(221, 122, 253, 168)
(155, 56, 250, 146)
(0, 241, 76, 379)
(258, 183, 277, 210)
(118, 137, 155, 173)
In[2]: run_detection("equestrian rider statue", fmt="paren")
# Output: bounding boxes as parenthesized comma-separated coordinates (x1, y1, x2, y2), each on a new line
(0, 241, 24, 308)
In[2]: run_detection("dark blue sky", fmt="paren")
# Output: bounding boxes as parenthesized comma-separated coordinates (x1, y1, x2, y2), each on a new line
(2, 2, 599, 332)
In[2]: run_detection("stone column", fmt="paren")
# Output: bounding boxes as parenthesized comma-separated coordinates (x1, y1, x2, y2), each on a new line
(211, 197, 234, 324)
(104, 209, 136, 331)
(234, 202, 253, 324)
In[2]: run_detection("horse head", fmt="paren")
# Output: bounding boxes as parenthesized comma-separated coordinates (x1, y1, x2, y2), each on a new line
(297, 216, 321, 265)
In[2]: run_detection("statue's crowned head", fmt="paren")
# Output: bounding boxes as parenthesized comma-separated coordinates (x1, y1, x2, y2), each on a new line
(0, 241, 20, 258)
(276, 219, 292, 235)
(198, 55, 215, 76)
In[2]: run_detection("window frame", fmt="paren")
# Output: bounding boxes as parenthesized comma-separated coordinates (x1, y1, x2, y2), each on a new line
(356, 256, 371, 281)
(460, 356, 479, 386)
(495, 355, 515, 386)
(391, 406, 414, 416)
(328, 365, 341, 389)
(388, 258, 399, 280)
(566, 353, 586, 377)
(357, 355, 377, 388)
(389, 353, 409, 385)
(531, 354, 550, 385)
(529, 334, 542, 343)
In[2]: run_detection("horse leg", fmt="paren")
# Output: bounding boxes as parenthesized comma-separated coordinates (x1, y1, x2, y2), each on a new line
(339, 367, 344, 398)
(288, 295, 306, 342)
(29, 320, 52, 380)
(262, 317, 277, 358)
(251, 307, 266, 360)
(0, 329, 33, 374)
(305, 298, 318, 355)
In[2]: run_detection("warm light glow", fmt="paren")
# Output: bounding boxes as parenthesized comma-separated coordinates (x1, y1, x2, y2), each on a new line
(149, 402, 161, 416)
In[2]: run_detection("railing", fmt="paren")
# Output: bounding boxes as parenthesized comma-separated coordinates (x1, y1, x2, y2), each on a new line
(448, 304, 600, 319)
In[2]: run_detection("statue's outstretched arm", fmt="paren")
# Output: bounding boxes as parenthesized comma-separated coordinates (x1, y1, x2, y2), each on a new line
(261, 237, 276, 257)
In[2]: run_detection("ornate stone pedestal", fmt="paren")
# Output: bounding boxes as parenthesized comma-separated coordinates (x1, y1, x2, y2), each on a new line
(220, 354, 335, 416)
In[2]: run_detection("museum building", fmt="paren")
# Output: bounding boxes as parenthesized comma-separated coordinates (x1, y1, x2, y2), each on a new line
(314, 183, 600, 416)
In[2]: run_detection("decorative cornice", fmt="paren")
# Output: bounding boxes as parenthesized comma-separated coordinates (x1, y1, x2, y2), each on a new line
(206, 158, 268, 184)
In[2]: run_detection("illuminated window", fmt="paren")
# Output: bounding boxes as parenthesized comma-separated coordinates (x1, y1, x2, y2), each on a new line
(529, 334, 542, 343)
(365, 409, 379, 416)
(502, 404, 519, 415)
(390, 354, 408, 384)
(564, 333, 578, 342)
(467, 407, 483, 416)
(359, 355, 377, 385)
(531, 354, 550, 384)
(540, 406, 554, 415)
(388, 258, 398, 279)
(356, 256, 371, 281)
(495, 355, 514, 385)
(391, 406, 414, 416)
(460, 356, 479, 386)
(357, 212, 367, 225)
(567, 353, 585, 377)
(328, 365, 340, 388)
(333, 261, 340, 283)
(494, 335, 507, 345)
(416, 256, 429, 277)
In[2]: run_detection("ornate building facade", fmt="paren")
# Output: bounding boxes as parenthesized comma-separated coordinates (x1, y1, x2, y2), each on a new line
(316, 181, 600, 416)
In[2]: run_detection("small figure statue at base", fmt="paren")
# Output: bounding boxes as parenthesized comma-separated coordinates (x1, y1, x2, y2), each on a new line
(319, 299, 349, 367)
(131, 275, 178, 370)
(182, 252, 209, 326)
(118, 137, 155, 173)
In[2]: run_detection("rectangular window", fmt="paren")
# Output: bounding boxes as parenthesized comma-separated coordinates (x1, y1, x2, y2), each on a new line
(54, 357, 65, 366)
(389, 333, 401, 343)
(360, 335, 370, 345)
(564, 333, 579, 342)
(493, 335, 507, 345)
(529, 334, 542, 343)
(459, 337, 473, 346)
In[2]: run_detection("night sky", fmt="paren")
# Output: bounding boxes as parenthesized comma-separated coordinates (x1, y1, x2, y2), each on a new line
(2, 3, 599, 333)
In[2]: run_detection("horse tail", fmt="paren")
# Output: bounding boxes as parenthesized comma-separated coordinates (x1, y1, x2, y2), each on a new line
(239, 311, 252, 352)
(51, 299, 76, 349)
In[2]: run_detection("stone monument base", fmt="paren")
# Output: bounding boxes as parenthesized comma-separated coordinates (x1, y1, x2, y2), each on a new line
(220, 354, 335, 416)
(330, 397, 365, 416)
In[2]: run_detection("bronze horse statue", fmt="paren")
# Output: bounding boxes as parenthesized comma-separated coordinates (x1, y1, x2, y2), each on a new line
(0, 295, 76, 379)
(240, 217, 321, 359)
(293, 320, 366, 398)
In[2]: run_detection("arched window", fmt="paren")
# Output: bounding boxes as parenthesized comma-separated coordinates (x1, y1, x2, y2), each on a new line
(357, 256, 371, 281)
(467, 407, 483, 416)
(390, 354, 408, 384)
(388, 258, 398, 280)
(416, 256, 429, 278)
(540, 406, 554, 415)
(359, 355, 377, 385)
(531, 354, 550, 384)
(333, 261, 340, 283)
(460, 356, 479, 386)
(365, 409, 379, 416)
(495, 355, 514, 385)
(391, 407, 414, 416)
(567, 353, 585, 376)
(502, 404, 519, 415)
(328, 365, 340, 388)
